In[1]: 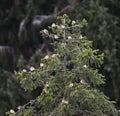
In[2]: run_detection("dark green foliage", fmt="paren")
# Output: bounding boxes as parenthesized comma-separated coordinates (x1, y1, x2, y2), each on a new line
(1, 0, 120, 115)
(0, 68, 33, 115)
(10, 15, 118, 116)
(67, 0, 120, 104)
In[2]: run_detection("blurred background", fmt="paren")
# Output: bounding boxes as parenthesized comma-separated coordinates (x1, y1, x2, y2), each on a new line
(0, 0, 120, 115)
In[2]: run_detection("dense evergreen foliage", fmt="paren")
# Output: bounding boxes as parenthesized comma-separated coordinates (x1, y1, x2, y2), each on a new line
(69, 0, 120, 103)
(0, 0, 120, 115)
(7, 15, 118, 116)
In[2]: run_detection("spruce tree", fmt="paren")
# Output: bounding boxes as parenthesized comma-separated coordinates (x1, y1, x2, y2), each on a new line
(7, 15, 118, 116)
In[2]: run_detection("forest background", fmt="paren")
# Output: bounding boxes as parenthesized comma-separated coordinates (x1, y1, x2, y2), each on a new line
(0, 0, 120, 115)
